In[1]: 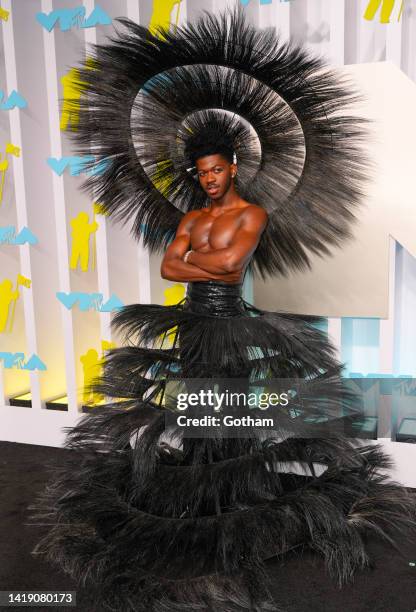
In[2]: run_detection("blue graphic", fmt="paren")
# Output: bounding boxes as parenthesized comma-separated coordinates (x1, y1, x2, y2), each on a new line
(77, 293, 103, 311)
(0, 352, 24, 369)
(0, 352, 46, 370)
(36, 5, 111, 32)
(47, 156, 109, 177)
(56, 292, 124, 312)
(91, 158, 110, 176)
(101, 294, 124, 312)
(0, 90, 27, 110)
(82, 6, 112, 28)
(240, 0, 290, 4)
(0, 226, 38, 245)
(0, 226, 15, 244)
(55, 293, 79, 309)
(67, 156, 94, 176)
(13, 227, 38, 245)
(46, 157, 69, 175)
(36, 7, 85, 31)
(24, 354, 47, 371)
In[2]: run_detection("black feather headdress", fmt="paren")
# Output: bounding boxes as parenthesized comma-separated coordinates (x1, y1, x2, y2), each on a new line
(67, 7, 370, 278)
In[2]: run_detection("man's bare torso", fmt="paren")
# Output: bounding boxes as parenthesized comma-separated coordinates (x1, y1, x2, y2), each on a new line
(160, 196, 268, 284)
(187, 202, 261, 253)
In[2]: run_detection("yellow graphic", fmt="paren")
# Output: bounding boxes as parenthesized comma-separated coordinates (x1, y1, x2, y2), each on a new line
(81, 340, 116, 406)
(102, 339, 116, 352)
(163, 283, 185, 307)
(0, 142, 21, 205)
(158, 283, 185, 348)
(364, 0, 405, 22)
(0, 280, 18, 333)
(81, 348, 103, 405)
(0, 274, 31, 333)
(0, 6, 10, 21)
(93, 201, 109, 216)
(149, 0, 182, 41)
(60, 58, 96, 132)
(152, 159, 175, 197)
(60, 68, 81, 131)
(69, 211, 99, 272)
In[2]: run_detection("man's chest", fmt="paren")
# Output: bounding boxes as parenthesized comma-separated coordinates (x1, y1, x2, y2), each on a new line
(190, 212, 243, 249)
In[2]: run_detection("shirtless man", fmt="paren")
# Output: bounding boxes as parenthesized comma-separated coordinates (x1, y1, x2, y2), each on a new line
(160, 142, 268, 284)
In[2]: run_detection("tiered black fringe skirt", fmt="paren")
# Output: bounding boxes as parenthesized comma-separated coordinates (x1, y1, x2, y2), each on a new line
(30, 281, 415, 611)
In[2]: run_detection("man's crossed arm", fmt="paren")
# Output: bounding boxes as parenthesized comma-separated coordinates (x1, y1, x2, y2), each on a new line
(160, 207, 268, 283)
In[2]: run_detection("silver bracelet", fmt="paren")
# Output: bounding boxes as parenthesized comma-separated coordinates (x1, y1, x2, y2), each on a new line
(184, 250, 192, 263)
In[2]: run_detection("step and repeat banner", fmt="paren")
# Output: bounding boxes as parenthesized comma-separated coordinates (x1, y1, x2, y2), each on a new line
(0, 0, 416, 450)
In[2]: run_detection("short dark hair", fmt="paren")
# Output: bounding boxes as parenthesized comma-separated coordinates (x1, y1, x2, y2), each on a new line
(185, 129, 235, 166)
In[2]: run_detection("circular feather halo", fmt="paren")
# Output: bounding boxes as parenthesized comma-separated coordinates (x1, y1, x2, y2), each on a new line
(67, 7, 370, 279)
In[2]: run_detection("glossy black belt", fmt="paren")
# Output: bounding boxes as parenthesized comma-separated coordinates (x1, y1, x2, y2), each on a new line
(184, 281, 245, 317)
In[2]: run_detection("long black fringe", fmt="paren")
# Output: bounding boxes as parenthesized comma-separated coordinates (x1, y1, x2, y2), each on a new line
(30, 424, 415, 611)
(29, 293, 416, 611)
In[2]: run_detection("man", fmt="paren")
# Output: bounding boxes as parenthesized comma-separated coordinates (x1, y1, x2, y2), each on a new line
(160, 134, 268, 284)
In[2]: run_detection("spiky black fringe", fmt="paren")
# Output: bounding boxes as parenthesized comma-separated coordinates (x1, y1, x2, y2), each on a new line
(64, 7, 371, 278)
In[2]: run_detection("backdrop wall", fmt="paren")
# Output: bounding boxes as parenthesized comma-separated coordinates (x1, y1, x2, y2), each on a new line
(0, 1, 416, 482)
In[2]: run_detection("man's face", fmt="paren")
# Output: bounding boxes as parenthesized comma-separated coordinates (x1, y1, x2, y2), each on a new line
(195, 153, 235, 200)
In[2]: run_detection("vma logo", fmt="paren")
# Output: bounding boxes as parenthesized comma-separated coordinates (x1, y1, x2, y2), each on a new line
(36, 5, 111, 32)
(240, 0, 290, 5)
(56, 292, 124, 312)
(0, 352, 46, 370)
(47, 156, 109, 177)
(0, 226, 38, 245)
(0, 90, 27, 111)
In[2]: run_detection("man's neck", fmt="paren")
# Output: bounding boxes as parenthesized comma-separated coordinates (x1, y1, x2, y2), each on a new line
(209, 186, 242, 210)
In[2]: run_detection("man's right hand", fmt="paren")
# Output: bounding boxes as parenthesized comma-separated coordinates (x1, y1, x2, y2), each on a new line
(219, 269, 244, 283)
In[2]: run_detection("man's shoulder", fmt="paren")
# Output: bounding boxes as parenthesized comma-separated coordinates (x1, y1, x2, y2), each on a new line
(183, 209, 205, 221)
(240, 203, 268, 221)
(180, 209, 204, 228)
